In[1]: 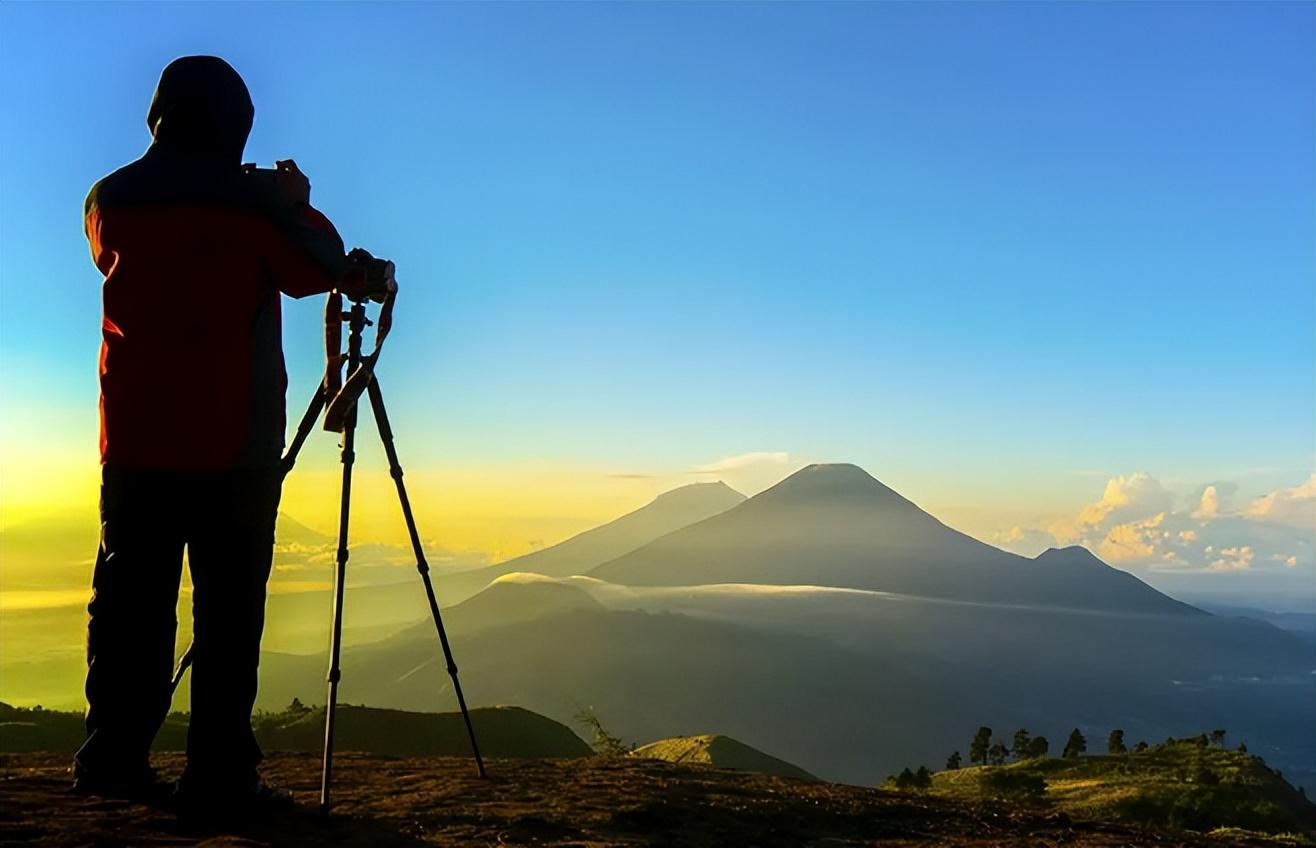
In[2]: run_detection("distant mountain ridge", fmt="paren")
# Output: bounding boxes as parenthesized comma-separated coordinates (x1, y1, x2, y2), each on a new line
(431, 481, 746, 605)
(590, 463, 1201, 616)
(0, 701, 589, 759)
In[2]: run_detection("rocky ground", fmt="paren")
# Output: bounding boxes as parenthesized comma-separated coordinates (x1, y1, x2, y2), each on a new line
(0, 752, 1263, 847)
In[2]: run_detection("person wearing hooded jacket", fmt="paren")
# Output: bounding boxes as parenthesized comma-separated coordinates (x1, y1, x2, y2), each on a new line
(75, 56, 377, 809)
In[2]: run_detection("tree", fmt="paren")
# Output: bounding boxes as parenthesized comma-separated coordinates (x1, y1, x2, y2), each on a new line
(970, 727, 993, 767)
(1132, 741, 1149, 753)
(1026, 736, 1050, 758)
(1107, 729, 1127, 754)
(1237, 742, 1247, 754)
(892, 767, 917, 790)
(573, 706, 631, 757)
(1062, 728, 1087, 759)
(1011, 729, 1032, 761)
(914, 766, 933, 789)
(946, 751, 962, 770)
(287, 697, 311, 715)
(987, 742, 1009, 766)
(1209, 729, 1227, 748)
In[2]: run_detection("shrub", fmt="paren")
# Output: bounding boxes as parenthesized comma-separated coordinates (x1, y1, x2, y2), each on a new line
(980, 769, 1047, 803)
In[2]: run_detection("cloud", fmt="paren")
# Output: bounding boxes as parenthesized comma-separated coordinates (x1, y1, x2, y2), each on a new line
(1239, 473, 1316, 527)
(1200, 484, 1237, 524)
(1207, 546, 1254, 572)
(1049, 472, 1174, 545)
(271, 538, 491, 588)
(1097, 512, 1165, 563)
(996, 471, 1315, 577)
(992, 525, 1060, 556)
(684, 452, 804, 496)
(691, 452, 794, 474)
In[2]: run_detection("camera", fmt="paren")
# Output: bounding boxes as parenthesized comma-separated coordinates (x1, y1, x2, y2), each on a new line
(344, 248, 396, 304)
(243, 166, 280, 191)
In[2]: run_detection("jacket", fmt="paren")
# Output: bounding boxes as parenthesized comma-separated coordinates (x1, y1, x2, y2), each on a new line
(85, 56, 346, 470)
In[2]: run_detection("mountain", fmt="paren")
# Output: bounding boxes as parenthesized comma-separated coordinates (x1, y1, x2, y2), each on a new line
(275, 511, 335, 547)
(256, 575, 1315, 788)
(0, 701, 590, 759)
(430, 481, 745, 605)
(631, 734, 817, 781)
(391, 573, 605, 641)
(256, 704, 590, 759)
(591, 464, 1200, 616)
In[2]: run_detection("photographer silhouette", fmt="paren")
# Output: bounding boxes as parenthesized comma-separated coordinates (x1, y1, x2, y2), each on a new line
(76, 55, 384, 812)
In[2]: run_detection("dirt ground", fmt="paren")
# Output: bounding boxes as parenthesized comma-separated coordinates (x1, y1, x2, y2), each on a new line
(0, 751, 1244, 847)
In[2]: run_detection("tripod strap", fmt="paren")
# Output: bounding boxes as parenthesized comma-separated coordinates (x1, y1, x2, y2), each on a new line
(323, 288, 396, 433)
(323, 291, 344, 404)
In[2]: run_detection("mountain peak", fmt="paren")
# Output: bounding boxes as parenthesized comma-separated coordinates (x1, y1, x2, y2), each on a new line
(753, 463, 918, 510)
(1035, 546, 1107, 567)
(652, 480, 745, 506)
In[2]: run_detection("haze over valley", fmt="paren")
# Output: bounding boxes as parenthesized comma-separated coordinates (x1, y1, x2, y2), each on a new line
(7, 463, 1309, 793)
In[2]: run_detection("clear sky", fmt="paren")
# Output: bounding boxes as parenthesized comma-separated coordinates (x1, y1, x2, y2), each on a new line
(0, 2, 1312, 606)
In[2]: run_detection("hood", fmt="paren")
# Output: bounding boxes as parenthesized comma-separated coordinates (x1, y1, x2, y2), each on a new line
(147, 56, 253, 163)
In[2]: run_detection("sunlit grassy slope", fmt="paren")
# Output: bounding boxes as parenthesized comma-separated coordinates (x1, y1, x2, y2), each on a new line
(928, 740, 1316, 838)
(631, 734, 816, 781)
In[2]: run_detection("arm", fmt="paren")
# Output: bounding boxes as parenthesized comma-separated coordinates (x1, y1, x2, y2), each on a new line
(246, 158, 347, 298)
(255, 160, 391, 301)
(263, 201, 348, 298)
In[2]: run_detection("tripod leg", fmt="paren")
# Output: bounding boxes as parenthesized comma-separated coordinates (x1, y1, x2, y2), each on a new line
(283, 381, 327, 477)
(367, 376, 487, 778)
(320, 402, 357, 814)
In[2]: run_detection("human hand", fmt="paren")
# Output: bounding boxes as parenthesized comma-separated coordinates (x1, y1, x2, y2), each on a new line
(274, 159, 311, 206)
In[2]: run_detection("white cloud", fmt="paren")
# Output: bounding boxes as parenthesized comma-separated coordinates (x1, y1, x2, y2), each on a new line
(1239, 473, 1316, 527)
(1097, 512, 1165, 563)
(992, 525, 1057, 556)
(688, 452, 805, 496)
(997, 472, 1315, 578)
(692, 452, 793, 473)
(1207, 546, 1254, 573)
(1050, 472, 1174, 545)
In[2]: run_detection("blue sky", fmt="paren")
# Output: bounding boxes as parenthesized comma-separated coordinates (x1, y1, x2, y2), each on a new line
(0, 2, 1312, 602)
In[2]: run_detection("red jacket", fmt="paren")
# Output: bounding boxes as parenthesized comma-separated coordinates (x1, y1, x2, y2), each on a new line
(86, 147, 346, 471)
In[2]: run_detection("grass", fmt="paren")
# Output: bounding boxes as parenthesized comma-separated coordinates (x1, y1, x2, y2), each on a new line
(927, 740, 1316, 840)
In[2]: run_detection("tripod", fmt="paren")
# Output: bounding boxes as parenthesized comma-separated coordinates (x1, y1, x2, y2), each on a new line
(170, 292, 487, 814)
(284, 296, 488, 814)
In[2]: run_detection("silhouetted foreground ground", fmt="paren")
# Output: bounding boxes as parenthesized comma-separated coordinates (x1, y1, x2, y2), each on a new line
(0, 752, 1260, 846)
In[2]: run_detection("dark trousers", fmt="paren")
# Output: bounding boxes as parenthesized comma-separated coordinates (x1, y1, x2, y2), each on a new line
(75, 466, 282, 787)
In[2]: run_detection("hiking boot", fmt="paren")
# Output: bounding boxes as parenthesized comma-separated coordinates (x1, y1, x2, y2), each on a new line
(72, 764, 175, 804)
